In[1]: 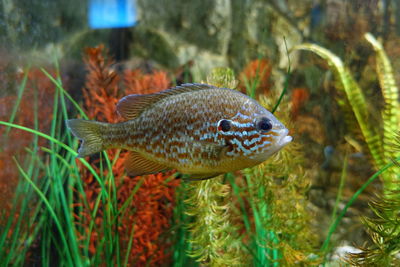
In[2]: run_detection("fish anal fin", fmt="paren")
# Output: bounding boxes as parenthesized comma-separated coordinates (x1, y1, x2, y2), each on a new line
(124, 151, 169, 177)
(116, 83, 217, 120)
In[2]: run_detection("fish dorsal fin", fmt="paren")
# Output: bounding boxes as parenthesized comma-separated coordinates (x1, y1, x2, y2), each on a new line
(117, 83, 217, 120)
(124, 151, 170, 177)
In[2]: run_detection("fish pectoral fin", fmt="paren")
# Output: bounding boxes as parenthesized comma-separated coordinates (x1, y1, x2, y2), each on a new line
(124, 151, 169, 177)
(184, 173, 223, 181)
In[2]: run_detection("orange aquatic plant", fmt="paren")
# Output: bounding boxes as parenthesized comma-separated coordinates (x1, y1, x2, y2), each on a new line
(0, 67, 57, 265)
(291, 88, 310, 119)
(76, 45, 179, 266)
(124, 69, 171, 95)
(0, 68, 55, 219)
(239, 59, 272, 95)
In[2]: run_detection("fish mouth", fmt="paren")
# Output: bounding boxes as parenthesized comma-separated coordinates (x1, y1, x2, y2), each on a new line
(277, 128, 293, 146)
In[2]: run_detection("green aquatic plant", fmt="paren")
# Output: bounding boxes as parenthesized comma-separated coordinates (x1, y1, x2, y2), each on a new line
(295, 33, 400, 194)
(345, 136, 400, 266)
(171, 181, 199, 267)
(185, 177, 242, 266)
(347, 191, 400, 266)
(320, 155, 400, 255)
(0, 63, 173, 266)
(205, 67, 239, 89)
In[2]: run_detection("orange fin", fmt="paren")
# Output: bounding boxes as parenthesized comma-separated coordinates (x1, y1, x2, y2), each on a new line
(116, 83, 217, 120)
(124, 151, 169, 177)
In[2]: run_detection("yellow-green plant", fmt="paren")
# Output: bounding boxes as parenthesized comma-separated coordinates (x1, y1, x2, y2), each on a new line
(346, 188, 400, 266)
(185, 177, 242, 266)
(346, 135, 400, 266)
(205, 67, 239, 89)
(295, 33, 400, 194)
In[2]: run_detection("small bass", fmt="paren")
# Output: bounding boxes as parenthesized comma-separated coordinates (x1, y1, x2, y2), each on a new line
(67, 83, 292, 179)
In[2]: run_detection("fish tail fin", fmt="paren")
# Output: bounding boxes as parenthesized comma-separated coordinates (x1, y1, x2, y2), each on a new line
(66, 119, 106, 157)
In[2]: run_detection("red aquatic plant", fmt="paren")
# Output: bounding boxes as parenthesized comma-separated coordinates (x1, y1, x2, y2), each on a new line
(117, 173, 180, 265)
(0, 67, 56, 215)
(124, 69, 171, 95)
(83, 45, 121, 123)
(77, 45, 179, 266)
(291, 88, 310, 119)
(239, 59, 272, 95)
(0, 66, 56, 262)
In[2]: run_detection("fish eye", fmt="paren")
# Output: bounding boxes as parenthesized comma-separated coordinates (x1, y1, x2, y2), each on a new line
(217, 119, 232, 132)
(256, 117, 273, 132)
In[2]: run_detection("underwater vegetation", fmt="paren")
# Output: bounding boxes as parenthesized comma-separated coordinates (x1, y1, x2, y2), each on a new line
(0, 46, 181, 266)
(296, 33, 400, 195)
(296, 33, 400, 266)
(0, 45, 318, 266)
(77, 46, 180, 265)
(347, 189, 400, 266)
(0, 36, 399, 267)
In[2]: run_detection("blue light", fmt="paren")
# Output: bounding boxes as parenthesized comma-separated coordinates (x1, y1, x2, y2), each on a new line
(89, 0, 137, 29)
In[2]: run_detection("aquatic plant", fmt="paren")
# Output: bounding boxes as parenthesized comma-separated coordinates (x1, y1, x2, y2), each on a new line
(78, 45, 180, 266)
(82, 45, 121, 123)
(124, 69, 171, 95)
(295, 33, 400, 194)
(239, 59, 272, 98)
(344, 135, 400, 266)
(0, 45, 182, 266)
(0, 66, 92, 265)
(290, 88, 309, 119)
(346, 189, 400, 266)
(0, 67, 57, 265)
(205, 67, 238, 89)
(186, 178, 242, 266)
(296, 34, 400, 264)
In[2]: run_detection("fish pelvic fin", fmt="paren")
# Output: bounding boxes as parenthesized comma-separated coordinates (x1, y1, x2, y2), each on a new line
(66, 119, 106, 157)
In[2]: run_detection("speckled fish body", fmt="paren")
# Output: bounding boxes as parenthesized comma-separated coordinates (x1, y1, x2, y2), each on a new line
(67, 83, 292, 179)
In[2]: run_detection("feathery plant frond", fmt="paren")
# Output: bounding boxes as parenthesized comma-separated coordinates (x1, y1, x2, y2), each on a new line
(346, 133, 400, 266)
(295, 32, 400, 193)
(185, 177, 242, 266)
(205, 67, 239, 89)
(346, 189, 400, 266)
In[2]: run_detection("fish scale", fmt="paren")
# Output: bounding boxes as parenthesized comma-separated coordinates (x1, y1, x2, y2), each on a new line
(66, 83, 292, 179)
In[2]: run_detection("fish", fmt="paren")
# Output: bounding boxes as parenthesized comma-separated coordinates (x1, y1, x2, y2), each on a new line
(66, 83, 292, 180)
